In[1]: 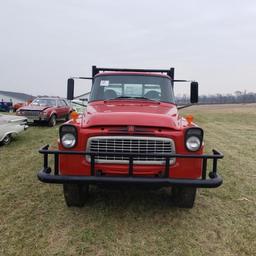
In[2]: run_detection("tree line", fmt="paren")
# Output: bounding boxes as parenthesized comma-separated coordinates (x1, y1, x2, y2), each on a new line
(176, 91, 256, 105)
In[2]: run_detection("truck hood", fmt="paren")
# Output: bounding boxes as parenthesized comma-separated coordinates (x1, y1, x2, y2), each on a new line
(82, 101, 180, 129)
(18, 105, 50, 111)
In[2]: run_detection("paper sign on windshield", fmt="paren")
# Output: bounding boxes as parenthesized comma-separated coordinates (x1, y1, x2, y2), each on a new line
(100, 80, 109, 86)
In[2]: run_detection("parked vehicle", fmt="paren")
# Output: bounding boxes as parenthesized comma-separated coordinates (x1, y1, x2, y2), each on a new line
(16, 97, 73, 127)
(13, 102, 24, 112)
(71, 99, 87, 114)
(13, 100, 32, 112)
(0, 114, 28, 145)
(37, 66, 224, 208)
(0, 101, 13, 112)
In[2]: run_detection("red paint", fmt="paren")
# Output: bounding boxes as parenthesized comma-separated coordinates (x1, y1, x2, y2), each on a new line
(16, 97, 72, 121)
(59, 95, 203, 179)
(82, 101, 179, 129)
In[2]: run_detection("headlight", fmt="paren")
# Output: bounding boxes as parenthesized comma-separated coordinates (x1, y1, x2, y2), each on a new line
(60, 125, 77, 148)
(186, 136, 201, 151)
(40, 111, 48, 117)
(61, 133, 76, 148)
(185, 128, 203, 152)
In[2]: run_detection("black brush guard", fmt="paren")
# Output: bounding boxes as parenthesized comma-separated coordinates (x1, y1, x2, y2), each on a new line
(37, 145, 224, 188)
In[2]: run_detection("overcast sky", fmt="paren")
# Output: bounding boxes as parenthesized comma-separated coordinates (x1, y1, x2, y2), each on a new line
(0, 0, 255, 97)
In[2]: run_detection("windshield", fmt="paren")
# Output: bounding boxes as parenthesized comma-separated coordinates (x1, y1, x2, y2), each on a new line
(31, 98, 57, 107)
(90, 75, 175, 103)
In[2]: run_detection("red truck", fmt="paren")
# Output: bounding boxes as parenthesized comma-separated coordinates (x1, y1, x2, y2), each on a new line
(16, 97, 73, 127)
(37, 66, 223, 208)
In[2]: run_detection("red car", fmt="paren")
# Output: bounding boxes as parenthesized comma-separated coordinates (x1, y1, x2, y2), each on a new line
(16, 97, 73, 127)
(13, 102, 25, 112)
(13, 100, 32, 112)
(37, 66, 223, 208)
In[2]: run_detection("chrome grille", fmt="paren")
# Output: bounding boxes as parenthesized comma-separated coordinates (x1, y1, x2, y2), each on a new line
(21, 110, 40, 116)
(86, 136, 175, 164)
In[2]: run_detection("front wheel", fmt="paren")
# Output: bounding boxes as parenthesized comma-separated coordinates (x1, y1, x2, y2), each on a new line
(2, 134, 12, 145)
(63, 184, 89, 207)
(48, 114, 57, 127)
(172, 186, 197, 208)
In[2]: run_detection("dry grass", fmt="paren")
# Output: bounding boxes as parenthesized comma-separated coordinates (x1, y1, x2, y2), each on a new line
(0, 104, 255, 256)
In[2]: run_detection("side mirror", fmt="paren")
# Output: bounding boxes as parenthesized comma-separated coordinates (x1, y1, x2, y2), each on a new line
(190, 82, 198, 103)
(67, 79, 74, 100)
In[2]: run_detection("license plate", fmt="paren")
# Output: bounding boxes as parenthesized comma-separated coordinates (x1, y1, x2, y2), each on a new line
(27, 117, 39, 122)
(27, 118, 34, 123)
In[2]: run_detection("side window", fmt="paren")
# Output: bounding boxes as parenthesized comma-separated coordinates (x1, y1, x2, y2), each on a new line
(51, 99, 57, 106)
(144, 84, 161, 99)
(61, 100, 68, 106)
(58, 100, 65, 107)
(103, 84, 122, 98)
(58, 100, 63, 107)
(124, 84, 142, 97)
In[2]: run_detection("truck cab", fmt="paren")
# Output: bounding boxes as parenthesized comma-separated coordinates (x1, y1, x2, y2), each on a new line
(38, 66, 223, 208)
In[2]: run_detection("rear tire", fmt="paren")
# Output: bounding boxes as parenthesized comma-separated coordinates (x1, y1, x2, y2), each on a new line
(2, 134, 12, 145)
(48, 114, 57, 127)
(172, 186, 197, 208)
(63, 184, 89, 207)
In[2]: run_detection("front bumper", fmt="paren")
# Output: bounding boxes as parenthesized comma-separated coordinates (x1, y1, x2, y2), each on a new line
(16, 113, 49, 123)
(37, 145, 224, 188)
(26, 117, 48, 123)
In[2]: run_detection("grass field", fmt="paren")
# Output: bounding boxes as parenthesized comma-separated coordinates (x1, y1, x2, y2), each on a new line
(0, 104, 255, 256)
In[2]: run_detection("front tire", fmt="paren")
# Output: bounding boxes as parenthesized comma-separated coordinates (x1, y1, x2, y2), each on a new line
(172, 186, 197, 208)
(63, 184, 89, 207)
(48, 114, 57, 127)
(2, 134, 12, 145)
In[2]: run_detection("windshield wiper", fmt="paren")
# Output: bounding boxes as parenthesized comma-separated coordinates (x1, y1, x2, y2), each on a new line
(113, 96, 134, 99)
(106, 96, 159, 102)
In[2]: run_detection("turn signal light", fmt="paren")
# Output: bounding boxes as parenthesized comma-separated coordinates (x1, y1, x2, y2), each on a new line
(186, 115, 194, 125)
(71, 111, 79, 122)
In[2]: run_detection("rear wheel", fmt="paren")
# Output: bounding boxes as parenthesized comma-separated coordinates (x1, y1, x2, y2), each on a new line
(63, 184, 89, 207)
(2, 134, 12, 145)
(48, 114, 57, 127)
(172, 186, 197, 208)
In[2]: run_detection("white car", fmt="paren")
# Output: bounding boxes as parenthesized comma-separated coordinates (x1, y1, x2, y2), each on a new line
(71, 99, 87, 114)
(0, 114, 28, 145)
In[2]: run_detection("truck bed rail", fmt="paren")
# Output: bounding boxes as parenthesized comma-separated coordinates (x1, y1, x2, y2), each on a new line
(92, 66, 175, 79)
